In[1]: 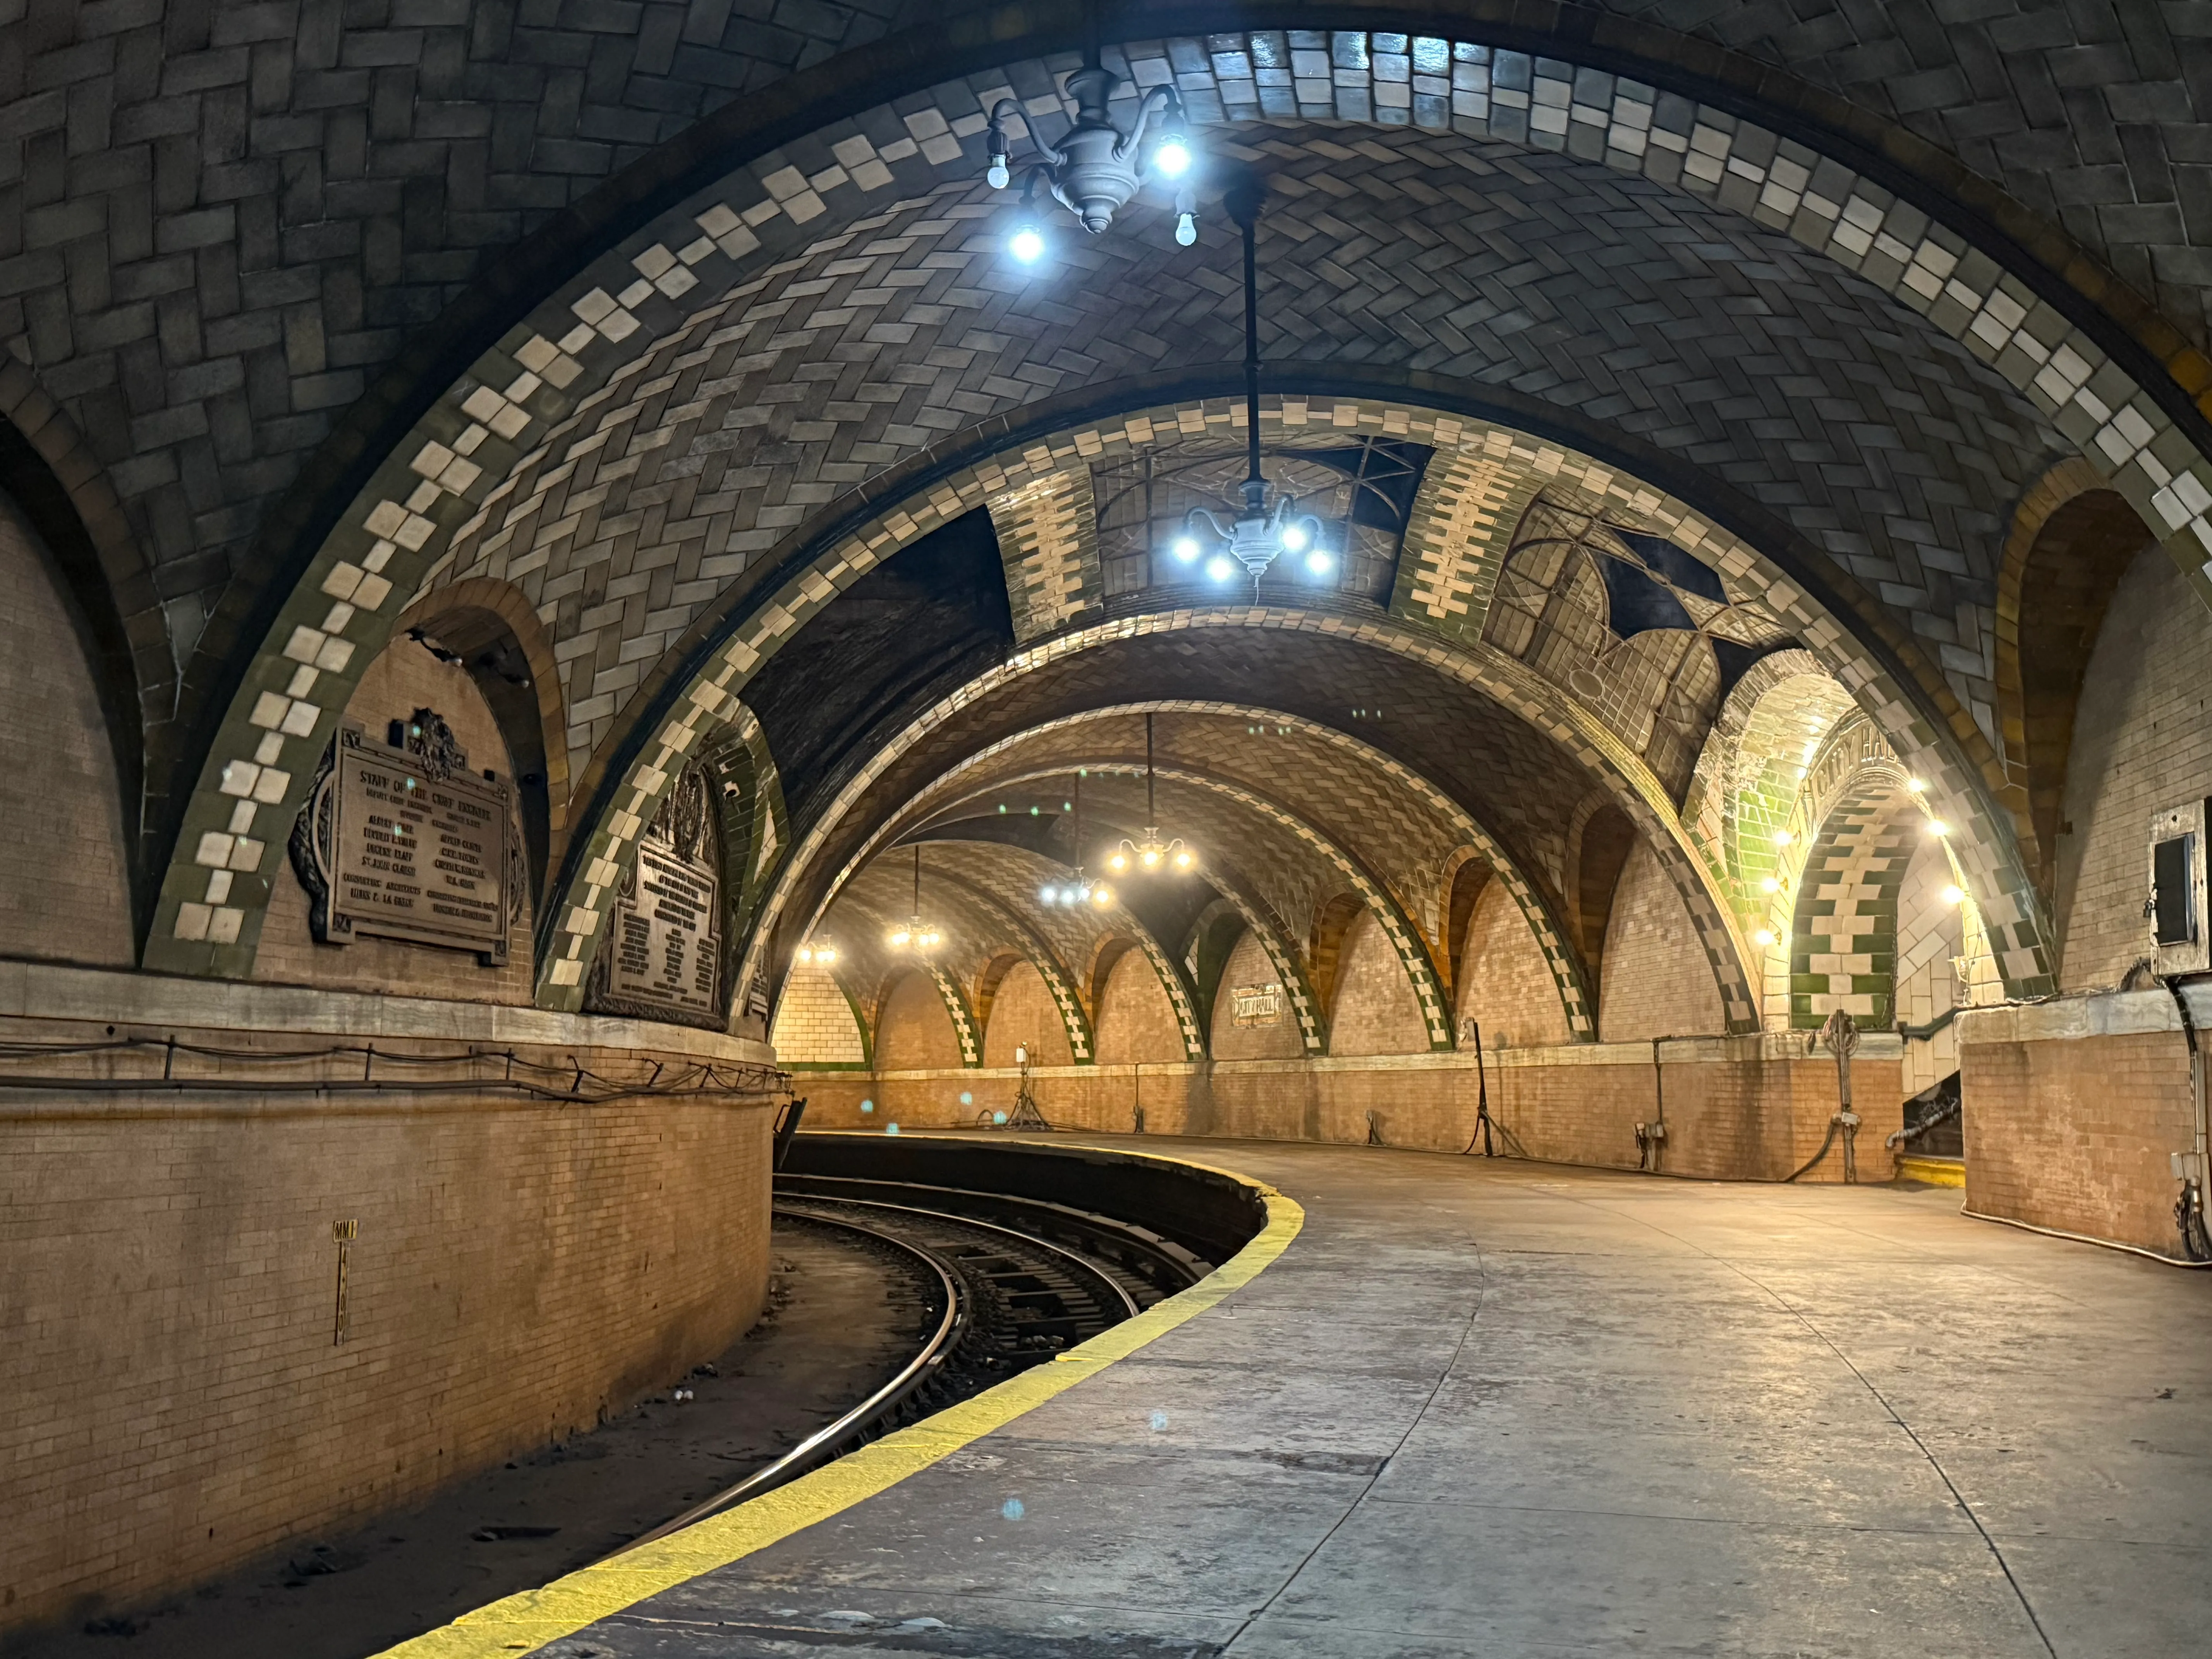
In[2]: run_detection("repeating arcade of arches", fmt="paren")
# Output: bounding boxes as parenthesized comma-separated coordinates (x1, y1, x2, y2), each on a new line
(30, 16, 2176, 1026)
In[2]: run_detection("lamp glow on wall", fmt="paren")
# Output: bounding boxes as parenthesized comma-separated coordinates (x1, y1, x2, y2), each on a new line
(887, 846, 943, 950)
(988, 53, 1197, 266)
(1106, 714, 1196, 876)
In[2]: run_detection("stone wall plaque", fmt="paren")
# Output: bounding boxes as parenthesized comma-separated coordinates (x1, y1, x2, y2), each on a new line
(586, 766, 726, 1030)
(1231, 983, 1284, 1026)
(291, 711, 518, 963)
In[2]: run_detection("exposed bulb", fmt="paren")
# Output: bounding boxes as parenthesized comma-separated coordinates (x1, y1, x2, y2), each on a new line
(1171, 534, 1201, 563)
(1281, 523, 1309, 553)
(1039, 884, 1058, 905)
(1090, 884, 1113, 907)
(1156, 137, 1192, 178)
(1107, 852, 1127, 872)
(987, 159, 1010, 189)
(1305, 550, 1333, 577)
(1205, 555, 1236, 581)
(1173, 850, 1194, 870)
(1941, 883, 1966, 905)
(1755, 929, 1776, 947)
(1925, 818, 1951, 838)
(1009, 225, 1046, 264)
(1175, 211, 1197, 246)
(1760, 876, 1781, 894)
(1141, 848, 1160, 867)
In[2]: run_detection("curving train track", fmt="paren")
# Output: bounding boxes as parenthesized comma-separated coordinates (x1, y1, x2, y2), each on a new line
(607, 1181, 1211, 1557)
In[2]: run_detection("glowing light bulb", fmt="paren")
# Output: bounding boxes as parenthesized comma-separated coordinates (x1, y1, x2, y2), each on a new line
(1175, 211, 1197, 246)
(1091, 884, 1113, 907)
(890, 927, 910, 946)
(1039, 884, 1058, 904)
(987, 159, 1010, 189)
(1155, 136, 1192, 178)
(1108, 852, 1127, 872)
(1755, 929, 1776, 947)
(1760, 876, 1781, 894)
(797, 945, 813, 963)
(1008, 225, 1046, 264)
(1174, 850, 1193, 869)
(1281, 523, 1309, 553)
(1305, 550, 1333, 577)
(1141, 848, 1160, 867)
(1925, 818, 1950, 838)
(1772, 829, 1794, 847)
(1171, 534, 1201, 563)
(1906, 777, 1927, 794)
(1205, 555, 1236, 581)
(1941, 884, 1965, 905)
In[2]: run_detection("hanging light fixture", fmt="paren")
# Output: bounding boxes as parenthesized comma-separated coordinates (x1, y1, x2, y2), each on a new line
(795, 936, 839, 966)
(1107, 714, 1197, 876)
(987, 48, 1197, 262)
(887, 845, 943, 950)
(1168, 176, 1333, 586)
(1039, 772, 1115, 909)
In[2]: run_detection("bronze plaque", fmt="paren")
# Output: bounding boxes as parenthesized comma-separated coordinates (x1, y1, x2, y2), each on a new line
(605, 841, 720, 1019)
(586, 764, 726, 1029)
(293, 716, 515, 963)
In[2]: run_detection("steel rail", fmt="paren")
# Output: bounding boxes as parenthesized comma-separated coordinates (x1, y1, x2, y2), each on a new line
(603, 1206, 965, 1558)
(779, 1193, 1143, 1320)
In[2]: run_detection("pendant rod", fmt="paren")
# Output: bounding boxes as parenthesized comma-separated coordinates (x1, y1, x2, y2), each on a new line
(1146, 713, 1157, 823)
(1242, 207, 1261, 491)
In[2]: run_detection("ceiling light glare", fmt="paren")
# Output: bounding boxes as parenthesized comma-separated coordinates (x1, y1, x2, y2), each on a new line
(1925, 818, 1951, 838)
(1107, 852, 1127, 872)
(1754, 929, 1776, 947)
(1008, 225, 1046, 264)
(1906, 777, 1927, 794)
(1171, 534, 1201, 563)
(1281, 523, 1309, 553)
(1090, 884, 1114, 907)
(1305, 549, 1333, 577)
(1205, 555, 1236, 581)
(1173, 850, 1194, 869)
(1941, 883, 1966, 905)
(1772, 829, 1794, 847)
(1140, 848, 1160, 868)
(1155, 136, 1192, 178)
(1760, 876, 1781, 894)
(1039, 884, 1060, 905)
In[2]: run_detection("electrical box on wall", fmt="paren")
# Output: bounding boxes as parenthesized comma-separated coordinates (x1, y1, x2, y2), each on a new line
(2148, 801, 2212, 976)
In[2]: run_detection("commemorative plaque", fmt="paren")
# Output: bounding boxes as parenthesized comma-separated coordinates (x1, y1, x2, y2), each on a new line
(585, 764, 726, 1030)
(291, 710, 519, 963)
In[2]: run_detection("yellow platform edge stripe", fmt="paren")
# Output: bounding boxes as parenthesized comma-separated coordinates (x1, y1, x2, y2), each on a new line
(373, 1142, 1304, 1658)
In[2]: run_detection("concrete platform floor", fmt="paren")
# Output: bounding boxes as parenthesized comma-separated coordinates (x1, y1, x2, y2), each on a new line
(531, 1140, 2212, 1658)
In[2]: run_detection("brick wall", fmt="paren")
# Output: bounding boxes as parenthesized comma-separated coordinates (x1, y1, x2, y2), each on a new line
(1597, 840, 1727, 1040)
(800, 1034, 1899, 1182)
(769, 956, 865, 1065)
(254, 633, 534, 1002)
(0, 493, 133, 967)
(1092, 946, 1181, 1067)
(1326, 909, 1428, 1057)
(1209, 930, 1303, 1061)
(1456, 880, 1570, 1049)
(0, 968, 775, 1638)
(872, 967, 961, 1072)
(2057, 542, 2212, 991)
(980, 960, 1070, 1068)
(1962, 993, 2200, 1256)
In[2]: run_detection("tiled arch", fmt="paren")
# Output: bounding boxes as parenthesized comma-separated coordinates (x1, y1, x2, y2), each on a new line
(924, 863, 1097, 1064)
(791, 699, 1600, 1044)
(147, 29, 2186, 991)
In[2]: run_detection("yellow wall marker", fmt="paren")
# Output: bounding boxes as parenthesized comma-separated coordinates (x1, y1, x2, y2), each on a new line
(373, 1142, 1303, 1658)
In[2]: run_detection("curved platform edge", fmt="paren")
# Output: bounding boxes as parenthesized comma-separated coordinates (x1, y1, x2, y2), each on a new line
(370, 1140, 1306, 1659)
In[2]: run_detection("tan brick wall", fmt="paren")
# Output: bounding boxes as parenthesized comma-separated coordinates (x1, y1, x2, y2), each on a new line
(254, 638, 534, 1003)
(982, 962, 1072, 1068)
(1962, 996, 2198, 1255)
(1326, 910, 1429, 1057)
(1597, 841, 1728, 1039)
(1092, 948, 1182, 1066)
(0, 494, 133, 967)
(1456, 880, 1570, 1048)
(873, 969, 963, 1072)
(2056, 542, 2212, 990)
(770, 958, 866, 1065)
(1209, 931, 1303, 1060)
(0, 991, 772, 1637)
(799, 1037, 1898, 1182)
